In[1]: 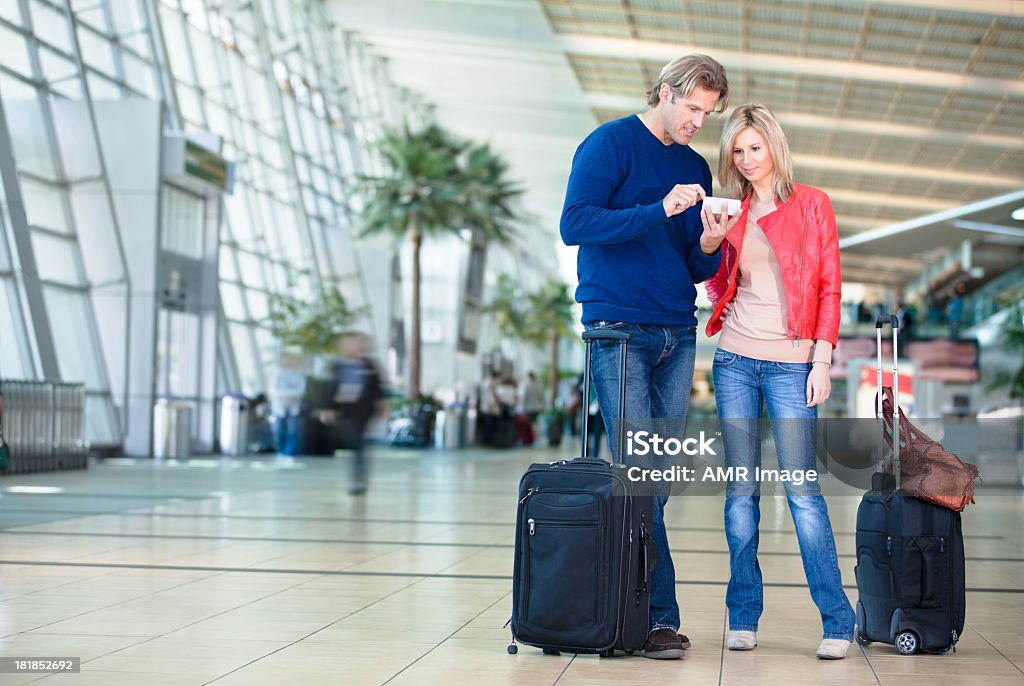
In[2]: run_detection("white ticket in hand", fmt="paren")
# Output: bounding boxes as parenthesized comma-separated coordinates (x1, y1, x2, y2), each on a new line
(704, 197, 741, 217)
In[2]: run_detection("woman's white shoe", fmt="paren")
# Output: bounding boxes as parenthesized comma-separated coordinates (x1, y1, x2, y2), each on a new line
(816, 638, 852, 659)
(727, 630, 757, 650)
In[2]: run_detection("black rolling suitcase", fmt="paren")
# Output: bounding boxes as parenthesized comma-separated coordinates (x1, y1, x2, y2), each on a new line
(854, 315, 966, 655)
(508, 329, 656, 657)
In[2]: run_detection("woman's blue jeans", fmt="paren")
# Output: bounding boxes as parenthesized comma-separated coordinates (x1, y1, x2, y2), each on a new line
(712, 349, 855, 640)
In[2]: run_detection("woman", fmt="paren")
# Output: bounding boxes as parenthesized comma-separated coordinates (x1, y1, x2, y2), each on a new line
(702, 104, 855, 660)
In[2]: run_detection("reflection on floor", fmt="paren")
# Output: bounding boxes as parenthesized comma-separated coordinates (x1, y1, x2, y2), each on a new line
(0, 446, 1022, 685)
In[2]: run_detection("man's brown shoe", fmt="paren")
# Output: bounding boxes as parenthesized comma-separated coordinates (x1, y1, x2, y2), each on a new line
(642, 628, 684, 659)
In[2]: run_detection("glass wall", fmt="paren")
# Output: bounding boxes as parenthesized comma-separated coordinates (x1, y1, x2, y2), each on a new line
(0, 0, 406, 447)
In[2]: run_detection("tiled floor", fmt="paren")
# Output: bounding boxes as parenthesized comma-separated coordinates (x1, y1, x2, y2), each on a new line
(0, 446, 1021, 685)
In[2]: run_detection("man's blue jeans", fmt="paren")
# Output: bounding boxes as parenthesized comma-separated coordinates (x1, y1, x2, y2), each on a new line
(712, 349, 855, 640)
(585, 321, 696, 634)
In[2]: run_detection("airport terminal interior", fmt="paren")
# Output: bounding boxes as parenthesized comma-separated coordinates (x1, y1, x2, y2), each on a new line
(0, 0, 1022, 684)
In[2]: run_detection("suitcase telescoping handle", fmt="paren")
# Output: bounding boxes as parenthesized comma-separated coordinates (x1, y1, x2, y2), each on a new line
(580, 329, 630, 464)
(875, 314, 900, 488)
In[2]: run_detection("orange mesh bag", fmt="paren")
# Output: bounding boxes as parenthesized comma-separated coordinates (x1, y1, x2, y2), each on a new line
(879, 386, 980, 512)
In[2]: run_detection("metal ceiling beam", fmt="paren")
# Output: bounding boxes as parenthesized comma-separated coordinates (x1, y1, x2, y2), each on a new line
(543, 0, 1024, 21)
(839, 267, 913, 285)
(840, 253, 925, 270)
(837, 216, 895, 232)
(558, 35, 1024, 97)
(839, 188, 1024, 248)
(684, 147, 1023, 189)
(827, 188, 957, 212)
(816, 0, 1024, 17)
(587, 96, 1024, 151)
(789, 155, 1021, 189)
(952, 219, 1024, 239)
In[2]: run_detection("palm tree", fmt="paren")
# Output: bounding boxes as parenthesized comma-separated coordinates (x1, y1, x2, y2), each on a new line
(357, 124, 525, 399)
(463, 143, 523, 247)
(525, 280, 576, 408)
(356, 123, 475, 398)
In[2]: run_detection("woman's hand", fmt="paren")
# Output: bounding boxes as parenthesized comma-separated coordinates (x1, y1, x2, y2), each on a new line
(720, 302, 733, 320)
(806, 362, 831, 408)
(700, 207, 740, 254)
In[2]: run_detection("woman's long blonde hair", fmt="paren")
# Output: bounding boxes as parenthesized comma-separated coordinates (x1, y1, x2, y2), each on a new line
(718, 104, 794, 205)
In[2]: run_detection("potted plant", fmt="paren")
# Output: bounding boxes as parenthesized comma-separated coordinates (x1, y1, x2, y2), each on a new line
(538, 406, 567, 447)
(268, 287, 361, 362)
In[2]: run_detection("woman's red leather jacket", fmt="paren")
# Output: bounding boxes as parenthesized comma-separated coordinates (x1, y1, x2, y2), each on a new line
(705, 183, 842, 347)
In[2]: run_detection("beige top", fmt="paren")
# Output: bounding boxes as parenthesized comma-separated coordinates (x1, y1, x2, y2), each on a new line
(718, 214, 832, 365)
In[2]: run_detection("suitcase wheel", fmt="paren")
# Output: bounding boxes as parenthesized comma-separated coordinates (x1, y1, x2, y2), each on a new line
(542, 649, 561, 656)
(599, 649, 613, 658)
(855, 633, 872, 647)
(895, 630, 919, 655)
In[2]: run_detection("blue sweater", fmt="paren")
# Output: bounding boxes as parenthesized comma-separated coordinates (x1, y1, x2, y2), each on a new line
(560, 115, 721, 326)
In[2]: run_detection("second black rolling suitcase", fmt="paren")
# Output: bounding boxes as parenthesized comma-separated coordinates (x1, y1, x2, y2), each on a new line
(854, 315, 966, 655)
(508, 329, 657, 657)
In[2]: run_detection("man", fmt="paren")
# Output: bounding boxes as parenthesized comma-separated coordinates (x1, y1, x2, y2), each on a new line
(328, 332, 384, 495)
(560, 54, 731, 660)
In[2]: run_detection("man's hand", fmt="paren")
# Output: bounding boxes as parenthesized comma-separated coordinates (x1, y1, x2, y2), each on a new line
(662, 184, 706, 218)
(700, 206, 739, 254)
(806, 363, 831, 408)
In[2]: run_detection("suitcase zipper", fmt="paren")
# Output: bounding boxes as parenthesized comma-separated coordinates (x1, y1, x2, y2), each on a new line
(941, 536, 956, 654)
(520, 487, 541, 505)
(529, 518, 596, 535)
(885, 536, 892, 557)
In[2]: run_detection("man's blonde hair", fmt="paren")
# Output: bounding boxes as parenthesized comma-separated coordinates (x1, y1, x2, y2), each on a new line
(718, 104, 794, 204)
(645, 54, 729, 111)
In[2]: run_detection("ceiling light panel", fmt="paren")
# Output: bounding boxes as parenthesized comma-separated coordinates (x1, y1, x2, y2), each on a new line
(634, 26, 689, 43)
(688, 2, 742, 20)
(855, 176, 894, 194)
(806, 4, 865, 31)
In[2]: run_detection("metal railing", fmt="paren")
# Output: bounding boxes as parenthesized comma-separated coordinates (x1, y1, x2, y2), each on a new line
(1, 380, 88, 474)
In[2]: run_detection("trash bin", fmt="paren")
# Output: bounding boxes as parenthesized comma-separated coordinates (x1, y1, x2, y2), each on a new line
(153, 400, 192, 459)
(219, 394, 249, 455)
(435, 405, 468, 450)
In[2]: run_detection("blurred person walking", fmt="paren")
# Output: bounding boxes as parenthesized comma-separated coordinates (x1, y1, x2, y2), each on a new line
(328, 332, 384, 496)
(705, 104, 855, 659)
(272, 351, 307, 453)
(560, 53, 731, 659)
